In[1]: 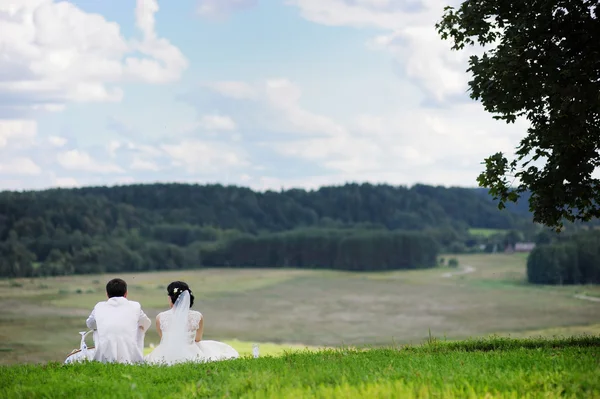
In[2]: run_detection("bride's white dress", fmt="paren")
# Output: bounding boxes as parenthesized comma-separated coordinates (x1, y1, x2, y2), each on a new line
(145, 292, 239, 365)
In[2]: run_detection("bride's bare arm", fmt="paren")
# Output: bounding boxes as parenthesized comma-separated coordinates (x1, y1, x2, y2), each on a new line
(156, 315, 162, 339)
(195, 317, 204, 342)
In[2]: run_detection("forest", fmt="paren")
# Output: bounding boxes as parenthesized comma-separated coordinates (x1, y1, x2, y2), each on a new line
(527, 230, 600, 284)
(0, 182, 592, 279)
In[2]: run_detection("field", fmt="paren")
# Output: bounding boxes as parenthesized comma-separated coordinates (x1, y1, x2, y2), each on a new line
(1, 253, 599, 366)
(468, 228, 507, 237)
(1, 336, 599, 398)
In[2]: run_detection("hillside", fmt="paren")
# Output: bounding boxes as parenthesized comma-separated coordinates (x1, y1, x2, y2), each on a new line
(1, 336, 599, 398)
(0, 183, 529, 234)
(472, 187, 533, 217)
(0, 183, 534, 277)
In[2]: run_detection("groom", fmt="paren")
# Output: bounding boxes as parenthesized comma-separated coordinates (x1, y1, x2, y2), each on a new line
(86, 278, 151, 363)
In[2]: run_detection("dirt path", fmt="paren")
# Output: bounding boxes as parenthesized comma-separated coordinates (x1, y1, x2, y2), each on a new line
(573, 294, 600, 303)
(442, 266, 476, 278)
(438, 268, 599, 304)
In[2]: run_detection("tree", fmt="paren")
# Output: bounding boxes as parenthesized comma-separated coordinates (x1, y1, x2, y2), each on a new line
(504, 230, 524, 248)
(436, 1, 600, 231)
(526, 230, 600, 285)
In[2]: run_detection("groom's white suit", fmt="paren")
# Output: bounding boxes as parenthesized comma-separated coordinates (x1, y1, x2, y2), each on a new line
(86, 296, 151, 363)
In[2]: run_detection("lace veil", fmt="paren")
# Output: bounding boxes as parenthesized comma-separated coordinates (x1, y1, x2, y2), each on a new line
(158, 290, 191, 364)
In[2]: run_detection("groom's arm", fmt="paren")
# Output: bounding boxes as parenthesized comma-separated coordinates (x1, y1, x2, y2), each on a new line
(86, 306, 97, 330)
(138, 308, 151, 332)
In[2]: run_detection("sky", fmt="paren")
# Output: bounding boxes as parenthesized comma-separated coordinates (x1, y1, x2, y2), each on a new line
(0, 0, 534, 192)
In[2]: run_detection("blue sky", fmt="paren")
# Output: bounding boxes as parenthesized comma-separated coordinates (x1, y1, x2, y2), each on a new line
(0, 0, 532, 191)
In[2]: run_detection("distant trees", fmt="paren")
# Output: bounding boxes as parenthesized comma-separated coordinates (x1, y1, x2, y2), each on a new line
(0, 232, 36, 277)
(527, 231, 600, 284)
(0, 228, 438, 277)
(3, 182, 600, 281)
(202, 229, 439, 271)
(3, 181, 600, 283)
(0, 182, 536, 277)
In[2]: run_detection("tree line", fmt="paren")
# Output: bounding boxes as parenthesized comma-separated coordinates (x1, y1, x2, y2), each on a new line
(0, 182, 544, 278)
(202, 229, 438, 271)
(1, 182, 598, 282)
(527, 230, 600, 284)
(0, 183, 530, 237)
(0, 228, 438, 277)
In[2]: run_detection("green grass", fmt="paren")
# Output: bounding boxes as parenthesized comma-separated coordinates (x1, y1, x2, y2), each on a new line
(503, 324, 600, 338)
(468, 228, 507, 237)
(1, 336, 599, 398)
(1, 254, 599, 365)
(144, 340, 321, 357)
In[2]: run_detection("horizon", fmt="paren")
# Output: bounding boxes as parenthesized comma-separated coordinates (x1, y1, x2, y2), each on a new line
(0, 179, 487, 194)
(0, 0, 536, 192)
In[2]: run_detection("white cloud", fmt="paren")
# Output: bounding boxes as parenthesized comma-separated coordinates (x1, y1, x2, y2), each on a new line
(0, 157, 42, 175)
(107, 140, 122, 158)
(203, 81, 257, 99)
(288, 0, 470, 102)
(0, 120, 37, 149)
(286, 0, 454, 33)
(369, 28, 471, 102)
(161, 139, 248, 173)
(57, 149, 124, 174)
(125, 141, 156, 154)
(196, 0, 257, 19)
(111, 176, 137, 185)
(199, 115, 237, 131)
(239, 173, 252, 182)
(268, 134, 383, 174)
(52, 175, 79, 188)
(203, 74, 524, 182)
(205, 78, 346, 137)
(0, 0, 187, 114)
(265, 79, 347, 136)
(130, 156, 161, 171)
(48, 135, 67, 148)
(126, 0, 188, 84)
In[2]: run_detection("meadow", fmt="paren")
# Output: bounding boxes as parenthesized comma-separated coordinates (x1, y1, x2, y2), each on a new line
(1, 253, 599, 366)
(467, 228, 507, 237)
(1, 336, 599, 398)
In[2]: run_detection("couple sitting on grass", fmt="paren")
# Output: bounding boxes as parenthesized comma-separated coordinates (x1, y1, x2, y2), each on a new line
(85, 278, 239, 365)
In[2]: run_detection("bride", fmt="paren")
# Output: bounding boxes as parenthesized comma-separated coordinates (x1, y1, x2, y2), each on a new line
(145, 281, 239, 365)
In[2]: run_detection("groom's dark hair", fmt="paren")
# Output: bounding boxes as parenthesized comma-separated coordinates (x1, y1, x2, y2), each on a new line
(106, 278, 127, 298)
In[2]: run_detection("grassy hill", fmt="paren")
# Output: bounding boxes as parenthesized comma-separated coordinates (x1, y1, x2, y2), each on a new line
(1, 336, 599, 398)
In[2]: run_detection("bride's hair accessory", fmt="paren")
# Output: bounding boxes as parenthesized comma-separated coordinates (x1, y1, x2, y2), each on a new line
(167, 281, 195, 308)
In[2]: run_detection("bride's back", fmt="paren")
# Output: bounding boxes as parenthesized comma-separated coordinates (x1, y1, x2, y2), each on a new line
(158, 309, 202, 344)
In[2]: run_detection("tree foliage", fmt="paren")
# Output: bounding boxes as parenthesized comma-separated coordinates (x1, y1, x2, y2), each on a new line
(436, 0, 600, 231)
(202, 229, 439, 271)
(0, 183, 532, 277)
(527, 230, 600, 284)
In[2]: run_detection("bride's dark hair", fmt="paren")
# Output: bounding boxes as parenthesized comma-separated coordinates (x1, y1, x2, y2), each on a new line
(167, 281, 195, 308)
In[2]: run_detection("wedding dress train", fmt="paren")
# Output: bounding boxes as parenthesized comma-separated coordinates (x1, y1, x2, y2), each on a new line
(144, 291, 239, 365)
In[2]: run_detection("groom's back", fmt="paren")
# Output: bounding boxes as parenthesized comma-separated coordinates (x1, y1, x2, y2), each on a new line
(94, 298, 141, 337)
(86, 278, 151, 363)
(91, 297, 144, 363)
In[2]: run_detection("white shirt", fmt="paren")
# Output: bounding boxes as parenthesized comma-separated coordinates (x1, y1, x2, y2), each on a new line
(86, 297, 151, 364)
